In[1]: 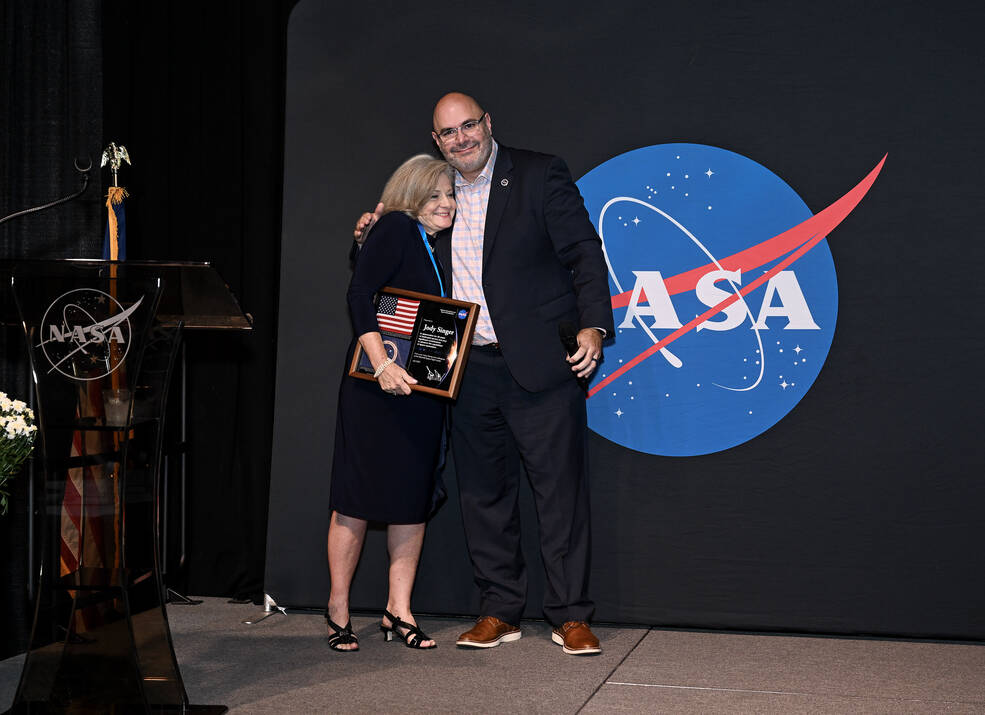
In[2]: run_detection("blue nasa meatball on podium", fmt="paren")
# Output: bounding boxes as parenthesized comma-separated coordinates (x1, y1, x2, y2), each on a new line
(3, 259, 248, 714)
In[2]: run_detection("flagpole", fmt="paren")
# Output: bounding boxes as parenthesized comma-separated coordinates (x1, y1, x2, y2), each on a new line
(102, 142, 131, 578)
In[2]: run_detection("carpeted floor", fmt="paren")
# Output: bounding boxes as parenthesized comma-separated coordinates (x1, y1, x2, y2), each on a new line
(1, 598, 983, 713)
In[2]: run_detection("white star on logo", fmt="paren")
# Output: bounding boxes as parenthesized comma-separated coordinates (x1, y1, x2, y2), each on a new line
(705, 168, 714, 178)
(615, 409, 623, 417)
(632, 217, 640, 226)
(794, 345, 802, 354)
(780, 380, 789, 389)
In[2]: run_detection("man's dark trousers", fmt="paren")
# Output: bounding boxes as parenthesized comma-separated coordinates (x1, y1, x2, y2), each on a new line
(451, 344, 593, 627)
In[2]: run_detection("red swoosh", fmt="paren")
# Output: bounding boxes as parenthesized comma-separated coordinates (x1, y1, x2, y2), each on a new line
(589, 154, 886, 399)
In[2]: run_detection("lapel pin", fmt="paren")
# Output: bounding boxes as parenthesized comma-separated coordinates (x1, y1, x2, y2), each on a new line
(501, 178, 509, 187)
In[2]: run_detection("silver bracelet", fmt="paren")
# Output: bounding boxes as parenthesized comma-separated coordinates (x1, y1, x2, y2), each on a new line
(373, 357, 394, 378)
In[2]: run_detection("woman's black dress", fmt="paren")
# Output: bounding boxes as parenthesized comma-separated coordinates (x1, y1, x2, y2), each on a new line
(329, 212, 447, 524)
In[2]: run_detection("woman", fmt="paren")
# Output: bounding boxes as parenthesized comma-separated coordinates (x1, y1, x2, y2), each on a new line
(325, 155, 455, 652)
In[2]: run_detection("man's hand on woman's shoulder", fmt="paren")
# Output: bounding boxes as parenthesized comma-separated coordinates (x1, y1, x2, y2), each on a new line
(353, 202, 385, 244)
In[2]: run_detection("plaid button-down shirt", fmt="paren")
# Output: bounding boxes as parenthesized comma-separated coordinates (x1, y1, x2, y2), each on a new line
(452, 141, 499, 344)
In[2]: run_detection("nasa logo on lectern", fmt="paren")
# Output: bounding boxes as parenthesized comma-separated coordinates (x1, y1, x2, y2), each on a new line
(577, 143, 884, 456)
(39, 288, 142, 381)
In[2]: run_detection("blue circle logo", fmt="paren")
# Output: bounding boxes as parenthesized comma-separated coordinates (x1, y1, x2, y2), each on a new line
(458, 309, 468, 320)
(577, 144, 843, 456)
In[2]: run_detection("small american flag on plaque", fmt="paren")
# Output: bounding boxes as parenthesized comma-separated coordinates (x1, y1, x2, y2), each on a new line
(376, 294, 420, 336)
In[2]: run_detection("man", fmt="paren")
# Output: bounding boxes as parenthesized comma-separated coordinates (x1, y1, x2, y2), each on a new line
(357, 92, 614, 655)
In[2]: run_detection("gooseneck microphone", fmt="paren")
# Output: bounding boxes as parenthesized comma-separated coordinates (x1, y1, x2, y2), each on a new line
(0, 157, 92, 226)
(559, 321, 590, 393)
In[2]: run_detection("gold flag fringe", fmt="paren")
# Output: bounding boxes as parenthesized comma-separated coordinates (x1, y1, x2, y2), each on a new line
(105, 186, 129, 261)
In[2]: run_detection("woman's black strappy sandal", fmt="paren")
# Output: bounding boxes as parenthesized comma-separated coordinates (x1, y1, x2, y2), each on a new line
(324, 610, 359, 652)
(381, 609, 437, 649)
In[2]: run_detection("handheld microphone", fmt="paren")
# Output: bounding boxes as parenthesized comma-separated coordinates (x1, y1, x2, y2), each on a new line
(559, 321, 589, 393)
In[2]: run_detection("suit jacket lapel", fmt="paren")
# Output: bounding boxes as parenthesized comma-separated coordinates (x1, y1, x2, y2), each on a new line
(482, 146, 513, 266)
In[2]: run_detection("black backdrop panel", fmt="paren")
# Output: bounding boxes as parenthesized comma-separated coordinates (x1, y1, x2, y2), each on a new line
(267, 0, 985, 638)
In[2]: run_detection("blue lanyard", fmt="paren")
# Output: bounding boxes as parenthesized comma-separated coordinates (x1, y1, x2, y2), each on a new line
(417, 223, 445, 297)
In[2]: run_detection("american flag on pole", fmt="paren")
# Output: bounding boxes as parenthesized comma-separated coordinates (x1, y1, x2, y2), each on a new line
(377, 294, 420, 336)
(60, 384, 120, 631)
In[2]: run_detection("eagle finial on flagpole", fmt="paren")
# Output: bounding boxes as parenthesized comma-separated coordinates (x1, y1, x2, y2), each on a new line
(101, 142, 130, 262)
(101, 142, 131, 188)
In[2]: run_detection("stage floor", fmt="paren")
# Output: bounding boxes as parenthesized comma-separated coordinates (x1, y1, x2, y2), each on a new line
(1, 597, 983, 713)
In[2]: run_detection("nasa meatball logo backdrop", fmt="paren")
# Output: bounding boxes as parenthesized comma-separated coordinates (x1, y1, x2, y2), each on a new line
(578, 143, 883, 456)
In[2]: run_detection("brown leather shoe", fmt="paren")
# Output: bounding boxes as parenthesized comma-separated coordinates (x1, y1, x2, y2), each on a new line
(551, 621, 602, 655)
(456, 616, 521, 648)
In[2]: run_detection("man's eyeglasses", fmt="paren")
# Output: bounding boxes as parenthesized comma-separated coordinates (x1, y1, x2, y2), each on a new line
(435, 113, 487, 142)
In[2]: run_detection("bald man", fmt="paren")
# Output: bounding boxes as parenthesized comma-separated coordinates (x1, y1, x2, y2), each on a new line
(358, 93, 613, 655)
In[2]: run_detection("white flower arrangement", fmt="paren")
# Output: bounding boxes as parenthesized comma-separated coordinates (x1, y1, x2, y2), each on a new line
(0, 391, 38, 515)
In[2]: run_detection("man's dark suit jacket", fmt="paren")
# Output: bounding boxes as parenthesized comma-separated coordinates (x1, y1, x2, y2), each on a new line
(434, 144, 615, 393)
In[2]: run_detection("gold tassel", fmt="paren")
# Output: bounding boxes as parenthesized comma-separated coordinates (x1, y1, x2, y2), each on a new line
(105, 186, 129, 261)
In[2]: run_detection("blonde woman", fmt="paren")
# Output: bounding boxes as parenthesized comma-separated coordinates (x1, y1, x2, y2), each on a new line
(325, 155, 455, 651)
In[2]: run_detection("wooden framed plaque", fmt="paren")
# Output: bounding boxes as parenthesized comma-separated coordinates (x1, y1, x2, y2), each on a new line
(348, 286, 480, 400)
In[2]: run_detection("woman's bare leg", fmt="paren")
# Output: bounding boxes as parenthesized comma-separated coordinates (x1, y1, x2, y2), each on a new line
(326, 510, 368, 650)
(384, 522, 434, 648)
